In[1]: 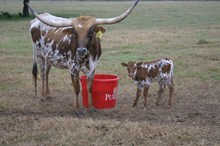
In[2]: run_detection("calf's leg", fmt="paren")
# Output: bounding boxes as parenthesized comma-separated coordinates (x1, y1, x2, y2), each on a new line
(143, 86, 149, 107)
(168, 81, 174, 107)
(133, 87, 142, 107)
(155, 85, 165, 106)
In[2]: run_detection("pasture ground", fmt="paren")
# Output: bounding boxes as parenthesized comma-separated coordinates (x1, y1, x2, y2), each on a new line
(0, 1, 220, 145)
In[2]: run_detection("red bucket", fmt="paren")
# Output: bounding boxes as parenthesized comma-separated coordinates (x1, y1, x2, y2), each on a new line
(80, 74, 119, 109)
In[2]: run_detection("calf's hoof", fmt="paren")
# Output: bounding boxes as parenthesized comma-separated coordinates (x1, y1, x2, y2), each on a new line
(168, 103, 173, 108)
(46, 96, 52, 101)
(132, 103, 137, 107)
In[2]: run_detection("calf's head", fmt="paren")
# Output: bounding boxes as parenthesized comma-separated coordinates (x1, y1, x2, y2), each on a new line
(121, 62, 137, 78)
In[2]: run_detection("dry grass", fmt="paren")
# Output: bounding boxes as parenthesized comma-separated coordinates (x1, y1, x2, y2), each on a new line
(0, 1, 220, 146)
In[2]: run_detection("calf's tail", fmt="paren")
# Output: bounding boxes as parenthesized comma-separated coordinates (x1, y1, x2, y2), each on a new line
(170, 60, 174, 78)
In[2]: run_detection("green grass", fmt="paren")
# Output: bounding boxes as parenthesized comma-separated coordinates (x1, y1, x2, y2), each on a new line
(0, 1, 219, 90)
(0, 1, 220, 145)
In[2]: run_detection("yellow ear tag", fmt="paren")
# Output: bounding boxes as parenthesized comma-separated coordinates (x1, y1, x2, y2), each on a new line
(96, 30, 103, 39)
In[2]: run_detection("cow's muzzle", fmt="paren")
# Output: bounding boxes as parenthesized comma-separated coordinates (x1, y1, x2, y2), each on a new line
(77, 48, 87, 58)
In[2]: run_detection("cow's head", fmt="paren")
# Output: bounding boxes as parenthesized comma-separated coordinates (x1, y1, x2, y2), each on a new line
(121, 61, 137, 78)
(27, 0, 140, 59)
(60, 18, 106, 60)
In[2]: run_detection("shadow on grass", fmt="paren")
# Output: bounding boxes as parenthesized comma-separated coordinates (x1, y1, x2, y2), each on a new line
(0, 12, 34, 21)
(0, 11, 81, 22)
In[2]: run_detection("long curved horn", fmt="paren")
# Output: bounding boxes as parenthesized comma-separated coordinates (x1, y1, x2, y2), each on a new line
(27, 3, 73, 27)
(95, 0, 140, 25)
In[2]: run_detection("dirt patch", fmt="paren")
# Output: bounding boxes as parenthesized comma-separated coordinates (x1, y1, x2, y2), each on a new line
(0, 79, 220, 145)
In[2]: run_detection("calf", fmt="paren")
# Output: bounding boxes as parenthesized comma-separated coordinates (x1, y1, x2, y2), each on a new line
(121, 58, 174, 107)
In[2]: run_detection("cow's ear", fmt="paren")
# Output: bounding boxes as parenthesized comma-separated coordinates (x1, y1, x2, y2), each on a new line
(121, 63, 128, 67)
(93, 26, 106, 39)
(93, 26, 106, 33)
(62, 28, 76, 35)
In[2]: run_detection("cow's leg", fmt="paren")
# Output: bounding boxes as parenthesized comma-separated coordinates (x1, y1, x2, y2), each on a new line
(39, 57, 46, 100)
(39, 56, 51, 101)
(70, 73, 80, 109)
(133, 86, 142, 107)
(45, 65, 52, 100)
(143, 86, 149, 107)
(87, 76, 94, 109)
(155, 82, 165, 106)
(168, 79, 174, 107)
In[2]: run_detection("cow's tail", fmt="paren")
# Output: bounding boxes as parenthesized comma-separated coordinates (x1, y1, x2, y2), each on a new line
(32, 47, 38, 95)
(170, 59, 174, 86)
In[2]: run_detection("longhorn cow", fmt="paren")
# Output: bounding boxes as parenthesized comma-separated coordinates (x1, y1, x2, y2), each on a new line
(28, 0, 140, 110)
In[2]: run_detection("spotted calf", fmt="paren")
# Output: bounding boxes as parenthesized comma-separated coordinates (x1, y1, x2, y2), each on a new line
(121, 58, 174, 107)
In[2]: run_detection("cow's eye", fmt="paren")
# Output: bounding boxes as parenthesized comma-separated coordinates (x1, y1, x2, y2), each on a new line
(74, 32, 78, 38)
(87, 27, 94, 38)
(88, 31, 94, 38)
(72, 29, 78, 38)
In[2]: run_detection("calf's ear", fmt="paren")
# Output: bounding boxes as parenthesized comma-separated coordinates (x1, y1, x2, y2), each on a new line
(121, 63, 128, 67)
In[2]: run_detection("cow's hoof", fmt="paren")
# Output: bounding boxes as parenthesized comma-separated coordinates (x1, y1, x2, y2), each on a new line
(40, 96, 52, 102)
(87, 108, 98, 114)
(74, 111, 85, 117)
